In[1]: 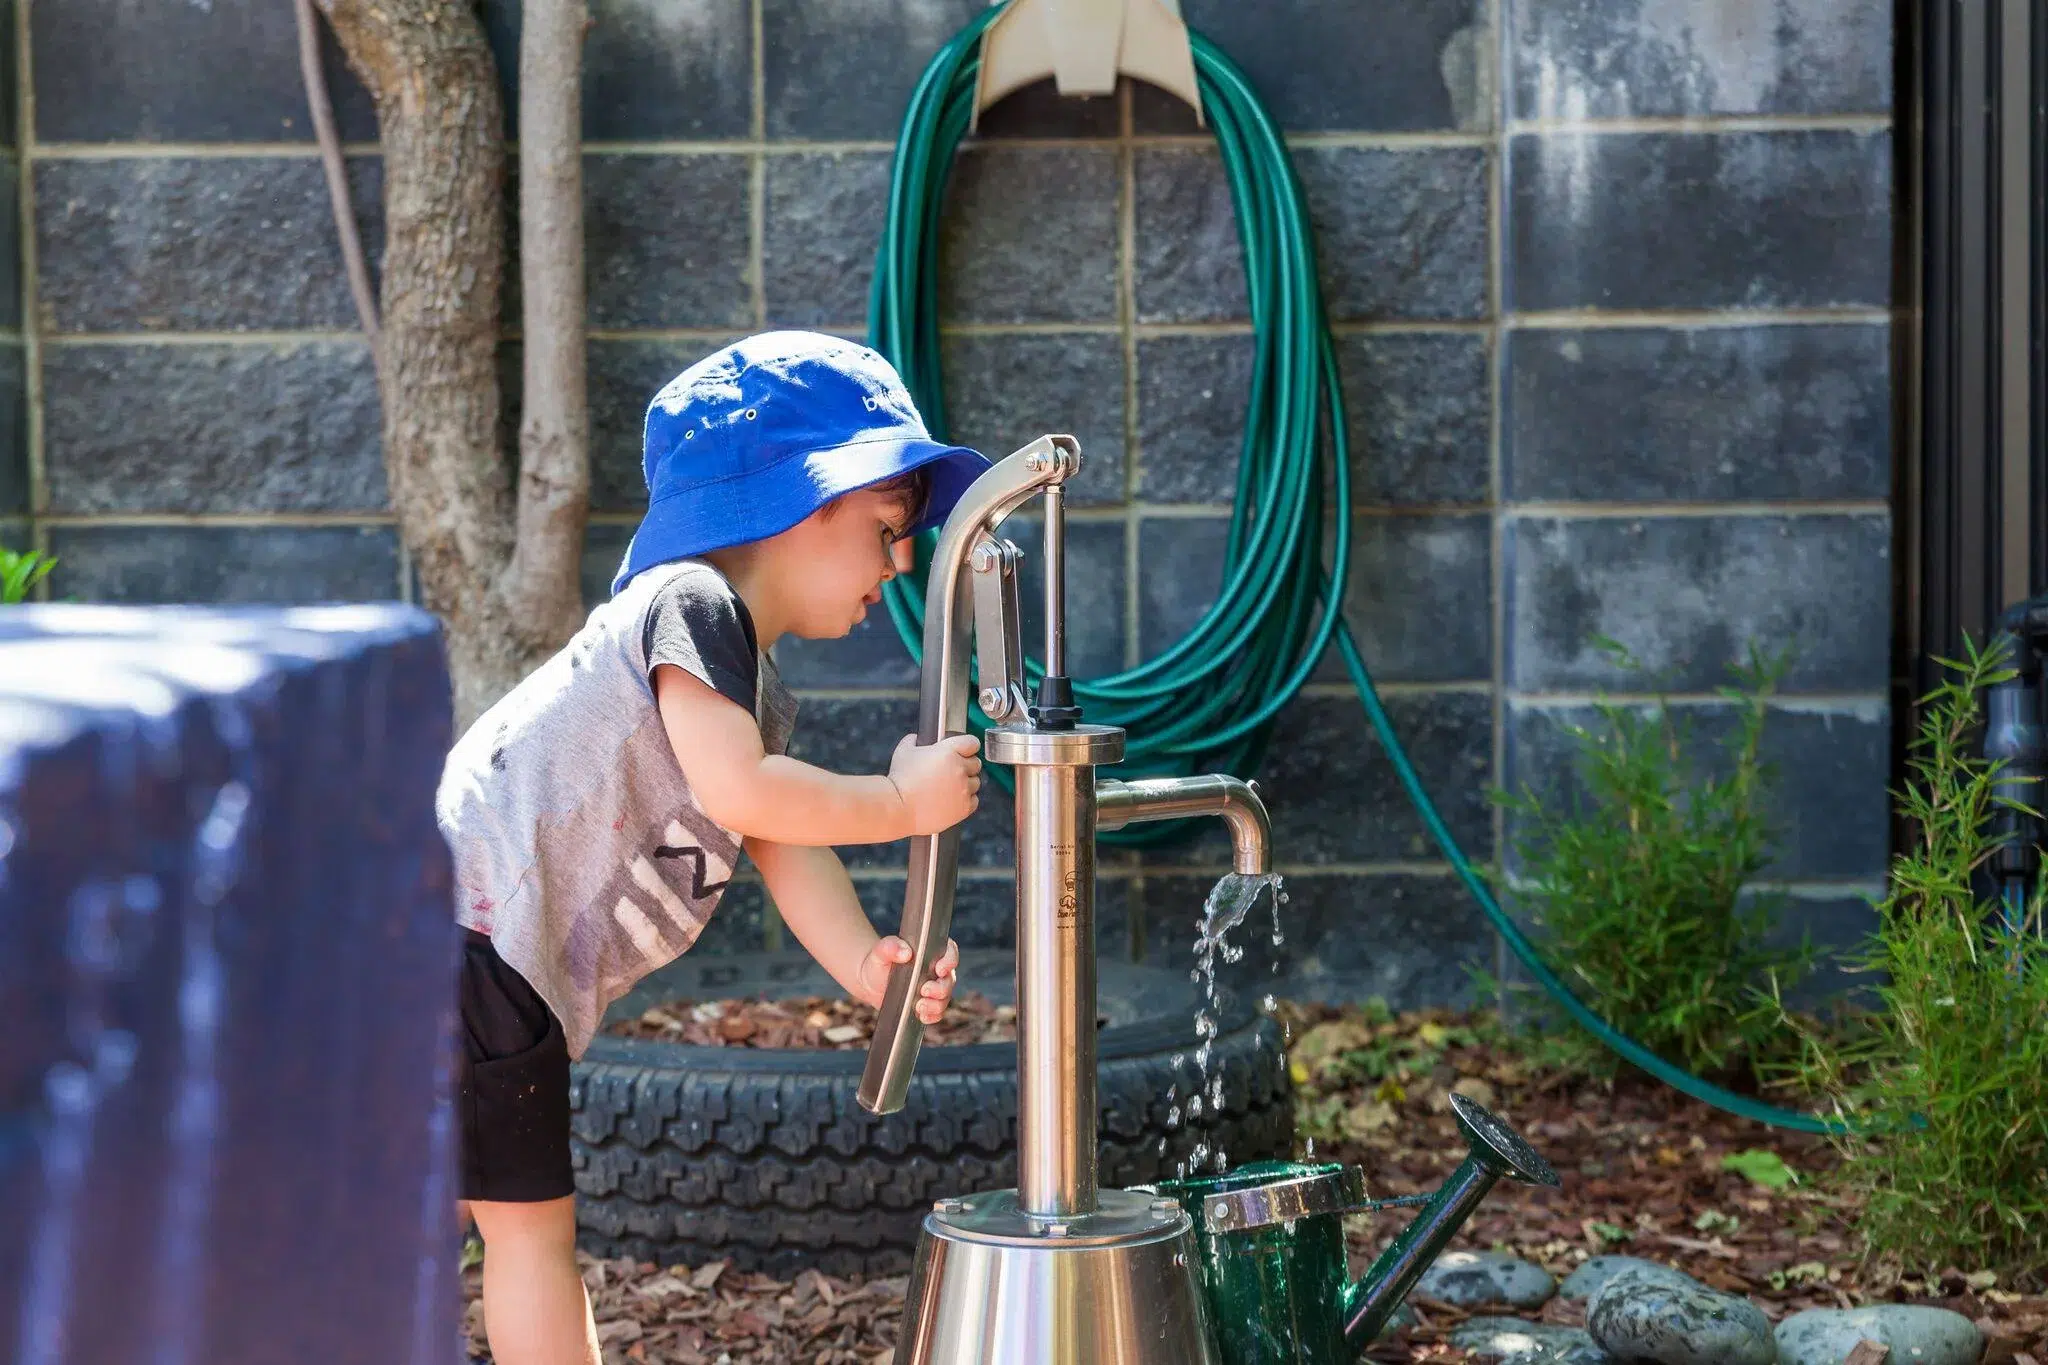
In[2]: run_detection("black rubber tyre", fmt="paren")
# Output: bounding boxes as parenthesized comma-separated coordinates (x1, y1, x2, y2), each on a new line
(569, 950, 1293, 1276)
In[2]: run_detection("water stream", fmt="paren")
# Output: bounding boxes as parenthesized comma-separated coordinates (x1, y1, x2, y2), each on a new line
(1172, 871, 1284, 1178)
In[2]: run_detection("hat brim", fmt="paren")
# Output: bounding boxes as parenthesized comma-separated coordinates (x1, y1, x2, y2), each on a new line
(612, 435, 990, 595)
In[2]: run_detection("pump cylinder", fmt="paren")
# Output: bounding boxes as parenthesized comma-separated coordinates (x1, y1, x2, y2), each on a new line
(986, 723, 1125, 1219)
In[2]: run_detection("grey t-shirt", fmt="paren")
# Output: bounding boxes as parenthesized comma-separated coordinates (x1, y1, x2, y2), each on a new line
(437, 558, 798, 1059)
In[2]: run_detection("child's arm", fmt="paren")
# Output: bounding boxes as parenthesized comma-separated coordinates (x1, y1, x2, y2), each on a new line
(654, 663, 981, 846)
(744, 837, 960, 1019)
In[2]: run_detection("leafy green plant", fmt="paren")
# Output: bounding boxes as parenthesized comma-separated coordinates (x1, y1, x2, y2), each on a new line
(1485, 639, 1812, 1081)
(1771, 639, 2048, 1283)
(0, 545, 55, 604)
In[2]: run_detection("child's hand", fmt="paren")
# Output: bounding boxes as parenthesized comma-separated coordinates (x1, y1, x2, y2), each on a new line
(888, 733, 982, 835)
(858, 935, 961, 1023)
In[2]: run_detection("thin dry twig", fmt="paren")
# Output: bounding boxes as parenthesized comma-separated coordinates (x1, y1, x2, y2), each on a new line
(292, 0, 380, 355)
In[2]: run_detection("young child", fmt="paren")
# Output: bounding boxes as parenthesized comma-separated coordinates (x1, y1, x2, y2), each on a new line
(437, 331, 992, 1365)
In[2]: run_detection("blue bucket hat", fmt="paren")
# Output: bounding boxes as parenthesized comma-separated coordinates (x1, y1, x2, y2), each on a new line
(611, 331, 990, 595)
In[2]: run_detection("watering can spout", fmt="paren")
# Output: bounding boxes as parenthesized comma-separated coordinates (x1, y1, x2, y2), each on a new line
(1336, 1095, 1560, 1350)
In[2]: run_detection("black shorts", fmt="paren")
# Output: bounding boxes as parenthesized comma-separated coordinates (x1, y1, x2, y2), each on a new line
(456, 929, 575, 1204)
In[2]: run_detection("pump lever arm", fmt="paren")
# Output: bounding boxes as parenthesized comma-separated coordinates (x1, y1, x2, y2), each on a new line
(858, 435, 1082, 1116)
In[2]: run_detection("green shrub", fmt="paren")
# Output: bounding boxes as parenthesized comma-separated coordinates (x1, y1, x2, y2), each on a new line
(1487, 639, 1811, 1081)
(1772, 639, 2048, 1282)
(1, 545, 54, 604)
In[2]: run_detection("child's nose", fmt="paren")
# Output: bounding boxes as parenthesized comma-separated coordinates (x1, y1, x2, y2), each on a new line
(890, 539, 914, 575)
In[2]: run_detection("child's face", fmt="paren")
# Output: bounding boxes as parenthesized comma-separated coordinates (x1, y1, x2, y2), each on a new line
(771, 487, 918, 638)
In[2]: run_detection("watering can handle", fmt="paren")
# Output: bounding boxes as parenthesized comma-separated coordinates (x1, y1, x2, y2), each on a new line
(856, 436, 1082, 1116)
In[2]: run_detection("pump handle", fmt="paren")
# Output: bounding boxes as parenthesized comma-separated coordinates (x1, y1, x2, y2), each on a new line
(858, 436, 1081, 1115)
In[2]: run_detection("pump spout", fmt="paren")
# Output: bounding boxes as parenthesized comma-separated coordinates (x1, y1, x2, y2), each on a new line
(1094, 775, 1270, 875)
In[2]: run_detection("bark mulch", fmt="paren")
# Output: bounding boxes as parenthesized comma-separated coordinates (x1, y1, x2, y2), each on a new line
(463, 997, 2048, 1364)
(602, 990, 1017, 1050)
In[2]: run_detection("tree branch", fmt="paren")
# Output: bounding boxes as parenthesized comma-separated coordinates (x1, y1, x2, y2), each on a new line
(501, 0, 591, 649)
(294, 0, 380, 357)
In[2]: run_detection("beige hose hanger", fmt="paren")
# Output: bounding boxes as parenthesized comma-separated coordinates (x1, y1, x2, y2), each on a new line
(971, 0, 1204, 127)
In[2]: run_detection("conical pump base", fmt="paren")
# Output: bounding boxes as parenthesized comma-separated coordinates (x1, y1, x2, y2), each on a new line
(893, 1188, 1220, 1365)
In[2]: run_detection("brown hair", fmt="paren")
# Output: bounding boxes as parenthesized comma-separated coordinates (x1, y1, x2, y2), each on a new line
(830, 465, 933, 532)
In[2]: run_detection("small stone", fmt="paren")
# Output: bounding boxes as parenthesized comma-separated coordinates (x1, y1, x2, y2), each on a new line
(1559, 1255, 1702, 1303)
(1587, 1267, 1775, 1365)
(1450, 1316, 1618, 1364)
(1774, 1306, 1983, 1365)
(821, 1024, 864, 1044)
(1417, 1250, 1556, 1310)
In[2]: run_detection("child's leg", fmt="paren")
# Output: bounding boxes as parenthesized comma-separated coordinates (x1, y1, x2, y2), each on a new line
(453, 931, 586, 1363)
(469, 1196, 600, 1365)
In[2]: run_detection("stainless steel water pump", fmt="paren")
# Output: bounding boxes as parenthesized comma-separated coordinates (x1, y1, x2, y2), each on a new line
(855, 435, 1558, 1364)
(858, 435, 1270, 1365)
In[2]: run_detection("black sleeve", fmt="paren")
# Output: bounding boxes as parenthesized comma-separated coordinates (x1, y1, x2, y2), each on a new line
(641, 565, 759, 713)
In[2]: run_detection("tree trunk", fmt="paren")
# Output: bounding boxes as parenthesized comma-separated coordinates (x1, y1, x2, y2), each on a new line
(316, 0, 589, 731)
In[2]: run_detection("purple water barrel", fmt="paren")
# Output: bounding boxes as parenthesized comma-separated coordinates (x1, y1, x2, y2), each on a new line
(0, 604, 460, 1365)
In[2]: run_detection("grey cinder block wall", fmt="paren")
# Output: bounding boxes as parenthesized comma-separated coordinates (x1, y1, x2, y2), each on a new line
(8, 0, 1896, 1005)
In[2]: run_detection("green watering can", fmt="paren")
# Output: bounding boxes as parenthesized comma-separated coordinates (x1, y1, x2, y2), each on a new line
(1152, 1094, 1560, 1365)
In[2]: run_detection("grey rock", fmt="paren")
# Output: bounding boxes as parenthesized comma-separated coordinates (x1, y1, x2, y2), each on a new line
(1450, 1316, 1617, 1364)
(1774, 1305, 1983, 1365)
(1416, 1250, 1557, 1310)
(1587, 1267, 1776, 1365)
(1558, 1256, 1703, 1303)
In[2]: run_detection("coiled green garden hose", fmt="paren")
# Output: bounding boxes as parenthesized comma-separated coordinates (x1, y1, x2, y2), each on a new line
(867, 7, 1842, 1135)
